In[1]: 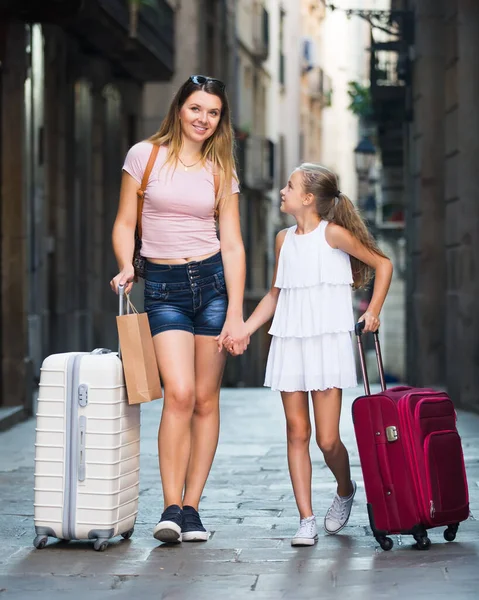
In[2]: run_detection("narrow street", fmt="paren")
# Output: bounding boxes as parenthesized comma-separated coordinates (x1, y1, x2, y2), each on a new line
(0, 385, 478, 599)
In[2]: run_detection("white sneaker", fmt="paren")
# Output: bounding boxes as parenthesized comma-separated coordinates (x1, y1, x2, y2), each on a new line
(324, 480, 357, 535)
(291, 516, 318, 546)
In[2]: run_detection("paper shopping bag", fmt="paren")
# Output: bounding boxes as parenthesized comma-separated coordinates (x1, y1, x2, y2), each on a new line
(116, 298, 162, 404)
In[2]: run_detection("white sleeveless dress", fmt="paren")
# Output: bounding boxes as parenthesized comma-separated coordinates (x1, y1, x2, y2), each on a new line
(264, 220, 358, 392)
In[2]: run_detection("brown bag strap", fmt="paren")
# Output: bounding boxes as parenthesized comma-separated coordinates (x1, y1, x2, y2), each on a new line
(137, 144, 160, 239)
(213, 171, 220, 220)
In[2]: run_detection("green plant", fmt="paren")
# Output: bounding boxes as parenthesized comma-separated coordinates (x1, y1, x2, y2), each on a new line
(347, 81, 373, 120)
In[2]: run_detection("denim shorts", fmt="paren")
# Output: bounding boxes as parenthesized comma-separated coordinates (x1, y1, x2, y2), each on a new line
(144, 252, 228, 337)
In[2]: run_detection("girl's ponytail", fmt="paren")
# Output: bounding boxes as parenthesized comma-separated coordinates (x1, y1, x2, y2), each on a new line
(298, 163, 388, 289)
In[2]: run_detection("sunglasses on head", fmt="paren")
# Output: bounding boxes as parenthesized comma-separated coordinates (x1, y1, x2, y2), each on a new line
(189, 75, 226, 91)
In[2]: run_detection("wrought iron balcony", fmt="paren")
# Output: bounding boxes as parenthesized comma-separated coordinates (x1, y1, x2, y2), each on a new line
(94, 0, 174, 80)
(0, 0, 174, 81)
(370, 35, 411, 168)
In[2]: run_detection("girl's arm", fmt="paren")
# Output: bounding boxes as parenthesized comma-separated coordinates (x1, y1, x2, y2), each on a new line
(216, 192, 249, 353)
(244, 229, 287, 336)
(110, 172, 139, 294)
(223, 229, 286, 355)
(326, 223, 393, 332)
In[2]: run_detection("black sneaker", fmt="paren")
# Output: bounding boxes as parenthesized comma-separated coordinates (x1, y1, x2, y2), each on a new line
(181, 505, 209, 542)
(153, 504, 183, 543)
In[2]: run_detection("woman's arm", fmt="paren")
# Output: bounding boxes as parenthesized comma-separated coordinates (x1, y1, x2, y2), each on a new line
(216, 192, 249, 353)
(218, 193, 245, 319)
(110, 172, 138, 294)
(326, 223, 393, 332)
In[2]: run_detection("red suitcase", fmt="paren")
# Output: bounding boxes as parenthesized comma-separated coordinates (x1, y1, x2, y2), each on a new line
(352, 322, 470, 551)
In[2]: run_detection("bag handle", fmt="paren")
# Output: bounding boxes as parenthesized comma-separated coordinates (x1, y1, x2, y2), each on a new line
(355, 321, 386, 395)
(137, 144, 160, 239)
(117, 284, 132, 359)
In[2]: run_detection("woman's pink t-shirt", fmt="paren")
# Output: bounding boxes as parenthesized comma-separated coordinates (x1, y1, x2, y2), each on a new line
(122, 142, 240, 259)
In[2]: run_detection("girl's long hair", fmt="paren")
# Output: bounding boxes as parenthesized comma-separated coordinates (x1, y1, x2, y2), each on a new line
(298, 163, 388, 289)
(148, 77, 237, 213)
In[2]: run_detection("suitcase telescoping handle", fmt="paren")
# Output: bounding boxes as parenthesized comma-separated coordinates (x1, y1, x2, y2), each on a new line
(355, 321, 386, 395)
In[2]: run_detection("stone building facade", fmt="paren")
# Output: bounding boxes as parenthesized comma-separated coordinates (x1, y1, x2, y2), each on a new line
(387, 0, 479, 411)
(0, 0, 174, 427)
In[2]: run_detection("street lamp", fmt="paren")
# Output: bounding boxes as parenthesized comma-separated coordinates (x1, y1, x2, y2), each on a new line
(354, 136, 376, 178)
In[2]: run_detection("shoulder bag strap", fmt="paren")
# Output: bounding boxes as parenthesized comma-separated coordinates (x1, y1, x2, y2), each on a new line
(137, 144, 160, 238)
(213, 171, 220, 220)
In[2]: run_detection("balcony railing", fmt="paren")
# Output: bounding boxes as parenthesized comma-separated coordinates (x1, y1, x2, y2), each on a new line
(371, 40, 409, 88)
(1, 1, 175, 80)
(98, 0, 174, 74)
(369, 35, 410, 168)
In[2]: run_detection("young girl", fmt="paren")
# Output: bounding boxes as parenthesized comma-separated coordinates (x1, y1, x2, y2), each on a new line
(225, 163, 392, 546)
(111, 76, 249, 544)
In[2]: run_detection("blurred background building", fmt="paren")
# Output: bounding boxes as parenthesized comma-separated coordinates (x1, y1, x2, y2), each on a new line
(1, 0, 478, 428)
(0, 0, 175, 428)
(390, 0, 479, 414)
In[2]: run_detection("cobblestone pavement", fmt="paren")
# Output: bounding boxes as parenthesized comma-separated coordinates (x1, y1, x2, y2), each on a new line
(0, 385, 478, 599)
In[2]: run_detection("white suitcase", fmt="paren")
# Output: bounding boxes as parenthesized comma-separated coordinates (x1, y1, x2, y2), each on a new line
(33, 288, 141, 552)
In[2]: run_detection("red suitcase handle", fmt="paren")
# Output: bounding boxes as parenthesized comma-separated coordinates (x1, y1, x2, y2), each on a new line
(355, 321, 386, 395)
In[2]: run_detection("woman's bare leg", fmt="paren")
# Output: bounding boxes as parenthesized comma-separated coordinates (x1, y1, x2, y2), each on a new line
(182, 335, 227, 509)
(153, 330, 196, 508)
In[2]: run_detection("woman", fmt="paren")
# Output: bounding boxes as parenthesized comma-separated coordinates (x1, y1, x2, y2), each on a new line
(110, 75, 249, 543)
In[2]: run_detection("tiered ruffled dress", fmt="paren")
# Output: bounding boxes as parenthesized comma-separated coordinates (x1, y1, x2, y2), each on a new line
(264, 220, 358, 392)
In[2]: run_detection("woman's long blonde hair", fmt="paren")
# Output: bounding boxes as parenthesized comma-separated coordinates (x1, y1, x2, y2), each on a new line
(148, 77, 238, 213)
(298, 163, 388, 289)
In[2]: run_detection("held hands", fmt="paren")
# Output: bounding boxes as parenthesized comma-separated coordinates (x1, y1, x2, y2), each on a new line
(215, 318, 251, 356)
(110, 264, 135, 295)
(358, 310, 380, 333)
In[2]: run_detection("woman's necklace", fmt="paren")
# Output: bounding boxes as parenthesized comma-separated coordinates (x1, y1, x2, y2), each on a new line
(178, 155, 202, 171)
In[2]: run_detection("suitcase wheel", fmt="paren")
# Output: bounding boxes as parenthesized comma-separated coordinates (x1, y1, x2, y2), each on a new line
(33, 535, 48, 550)
(376, 536, 393, 551)
(414, 535, 431, 550)
(121, 528, 134, 540)
(93, 539, 109, 552)
(444, 524, 458, 542)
